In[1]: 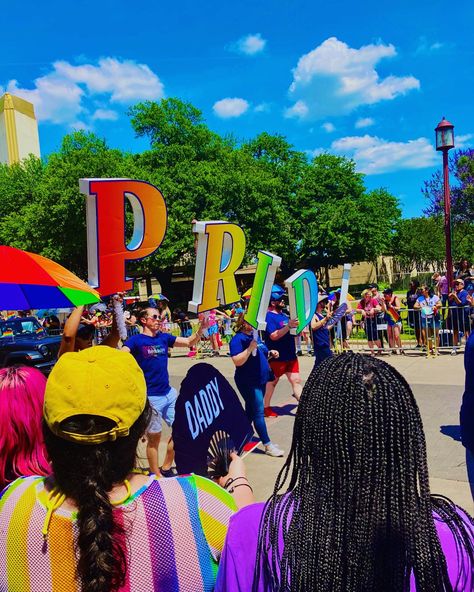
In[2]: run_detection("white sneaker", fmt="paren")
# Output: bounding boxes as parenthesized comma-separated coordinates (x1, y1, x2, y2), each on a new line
(265, 443, 284, 457)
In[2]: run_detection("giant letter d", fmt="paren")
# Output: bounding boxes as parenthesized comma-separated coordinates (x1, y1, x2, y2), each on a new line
(81, 179, 167, 296)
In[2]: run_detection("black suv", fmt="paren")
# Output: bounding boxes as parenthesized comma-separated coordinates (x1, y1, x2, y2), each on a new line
(0, 317, 62, 374)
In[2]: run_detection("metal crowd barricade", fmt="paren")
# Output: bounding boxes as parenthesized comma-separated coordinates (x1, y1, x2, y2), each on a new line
(331, 303, 471, 356)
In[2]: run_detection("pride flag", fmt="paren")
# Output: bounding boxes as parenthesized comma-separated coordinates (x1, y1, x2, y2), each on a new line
(386, 306, 400, 323)
(2, 329, 13, 337)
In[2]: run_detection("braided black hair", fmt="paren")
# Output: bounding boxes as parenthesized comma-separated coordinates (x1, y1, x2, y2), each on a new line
(254, 353, 474, 591)
(43, 402, 151, 592)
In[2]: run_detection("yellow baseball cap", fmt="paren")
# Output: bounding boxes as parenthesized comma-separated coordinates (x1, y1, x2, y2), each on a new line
(44, 346, 147, 444)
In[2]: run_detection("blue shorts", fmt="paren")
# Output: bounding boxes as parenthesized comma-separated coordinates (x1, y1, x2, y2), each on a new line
(208, 324, 219, 336)
(148, 387, 178, 433)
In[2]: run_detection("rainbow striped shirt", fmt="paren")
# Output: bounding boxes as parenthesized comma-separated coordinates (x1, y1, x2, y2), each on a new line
(0, 473, 237, 591)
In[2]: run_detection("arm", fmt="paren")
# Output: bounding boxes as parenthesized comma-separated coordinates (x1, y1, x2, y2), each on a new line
(101, 294, 126, 349)
(174, 322, 204, 347)
(218, 453, 254, 509)
(269, 318, 298, 341)
(231, 339, 258, 367)
(310, 311, 332, 331)
(58, 306, 84, 358)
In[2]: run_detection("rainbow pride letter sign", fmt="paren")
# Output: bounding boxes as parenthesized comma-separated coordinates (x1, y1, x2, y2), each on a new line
(80, 179, 167, 296)
(188, 221, 246, 313)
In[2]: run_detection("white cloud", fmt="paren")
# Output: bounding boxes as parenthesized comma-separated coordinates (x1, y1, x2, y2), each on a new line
(92, 108, 119, 121)
(330, 134, 437, 174)
(322, 122, 335, 133)
(287, 37, 420, 120)
(254, 102, 270, 113)
(4, 58, 164, 126)
(285, 99, 309, 119)
(355, 117, 375, 128)
(235, 33, 266, 55)
(456, 133, 473, 148)
(213, 97, 249, 118)
(415, 37, 446, 54)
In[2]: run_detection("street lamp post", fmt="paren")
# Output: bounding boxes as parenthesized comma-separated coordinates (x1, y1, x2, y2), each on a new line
(435, 117, 455, 289)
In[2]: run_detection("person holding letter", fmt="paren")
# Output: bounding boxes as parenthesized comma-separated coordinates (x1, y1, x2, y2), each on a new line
(263, 286, 302, 417)
(230, 316, 284, 457)
(122, 308, 205, 477)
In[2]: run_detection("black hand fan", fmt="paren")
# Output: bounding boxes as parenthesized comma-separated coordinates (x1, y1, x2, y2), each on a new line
(207, 430, 236, 479)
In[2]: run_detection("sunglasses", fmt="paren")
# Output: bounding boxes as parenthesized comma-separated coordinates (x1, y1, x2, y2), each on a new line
(146, 314, 160, 320)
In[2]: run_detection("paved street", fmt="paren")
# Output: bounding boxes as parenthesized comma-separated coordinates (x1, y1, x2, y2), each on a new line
(157, 349, 473, 513)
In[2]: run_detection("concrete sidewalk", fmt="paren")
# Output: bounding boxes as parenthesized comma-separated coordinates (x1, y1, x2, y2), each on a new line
(162, 350, 472, 513)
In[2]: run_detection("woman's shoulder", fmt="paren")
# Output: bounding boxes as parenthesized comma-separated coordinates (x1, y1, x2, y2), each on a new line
(0, 475, 45, 512)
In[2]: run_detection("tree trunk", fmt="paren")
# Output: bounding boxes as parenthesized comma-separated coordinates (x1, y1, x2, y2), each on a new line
(153, 266, 174, 297)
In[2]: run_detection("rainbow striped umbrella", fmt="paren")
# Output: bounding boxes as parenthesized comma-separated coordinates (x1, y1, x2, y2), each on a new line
(0, 246, 100, 310)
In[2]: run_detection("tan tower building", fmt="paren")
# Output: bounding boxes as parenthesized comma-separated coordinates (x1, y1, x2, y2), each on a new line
(0, 93, 41, 165)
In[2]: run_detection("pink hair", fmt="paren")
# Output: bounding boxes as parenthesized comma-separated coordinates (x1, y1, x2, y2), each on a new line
(0, 366, 50, 489)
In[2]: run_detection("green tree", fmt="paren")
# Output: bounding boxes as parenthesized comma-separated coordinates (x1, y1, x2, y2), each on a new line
(392, 217, 446, 272)
(0, 132, 131, 278)
(295, 156, 400, 281)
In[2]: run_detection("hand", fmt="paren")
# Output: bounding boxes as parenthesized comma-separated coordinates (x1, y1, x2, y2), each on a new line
(288, 318, 299, 329)
(269, 349, 279, 359)
(218, 452, 247, 488)
(113, 292, 125, 304)
(248, 340, 258, 352)
(326, 310, 333, 319)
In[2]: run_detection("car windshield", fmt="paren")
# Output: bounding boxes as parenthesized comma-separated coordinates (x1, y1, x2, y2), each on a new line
(0, 318, 44, 337)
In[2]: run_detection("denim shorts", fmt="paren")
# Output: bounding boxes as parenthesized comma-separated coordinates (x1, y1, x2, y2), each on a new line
(148, 387, 178, 433)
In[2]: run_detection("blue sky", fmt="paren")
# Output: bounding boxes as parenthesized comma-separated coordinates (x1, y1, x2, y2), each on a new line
(2, 0, 473, 217)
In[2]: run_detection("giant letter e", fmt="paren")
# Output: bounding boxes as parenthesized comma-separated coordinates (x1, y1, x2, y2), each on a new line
(80, 179, 167, 296)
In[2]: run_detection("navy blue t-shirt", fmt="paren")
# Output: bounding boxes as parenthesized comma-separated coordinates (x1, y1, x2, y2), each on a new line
(461, 332, 474, 452)
(124, 332, 177, 396)
(230, 332, 271, 386)
(264, 311, 296, 361)
(312, 312, 331, 349)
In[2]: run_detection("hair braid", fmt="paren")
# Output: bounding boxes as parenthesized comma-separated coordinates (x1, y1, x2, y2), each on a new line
(254, 353, 474, 591)
(43, 404, 151, 592)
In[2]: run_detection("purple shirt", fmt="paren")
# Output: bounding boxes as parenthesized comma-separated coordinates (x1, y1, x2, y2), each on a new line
(437, 275, 449, 295)
(215, 501, 472, 591)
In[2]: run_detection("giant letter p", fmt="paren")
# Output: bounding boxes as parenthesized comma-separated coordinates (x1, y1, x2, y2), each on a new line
(80, 179, 167, 296)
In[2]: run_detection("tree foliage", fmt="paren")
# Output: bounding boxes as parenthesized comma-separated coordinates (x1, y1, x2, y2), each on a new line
(423, 148, 474, 224)
(0, 98, 402, 290)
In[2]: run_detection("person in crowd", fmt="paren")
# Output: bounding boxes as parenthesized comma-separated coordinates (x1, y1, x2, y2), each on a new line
(455, 259, 474, 292)
(310, 295, 333, 367)
(198, 309, 228, 356)
(216, 353, 474, 592)
(0, 366, 50, 490)
(415, 285, 441, 354)
(230, 316, 284, 457)
(124, 308, 139, 337)
(461, 332, 474, 499)
(157, 298, 172, 333)
(357, 289, 382, 355)
(122, 308, 205, 477)
(58, 303, 120, 358)
(405, 278, 423, 348)
(44, 313, 61, 334)
(368, 283, 388, 349)
(173, 307, 197, 357)
(433, 271, 449, 313)
(263, 286, 301, 418)
(0, 347, 252, 592)
(448, 279, 470, 345)
(381, 288, 403, 354)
